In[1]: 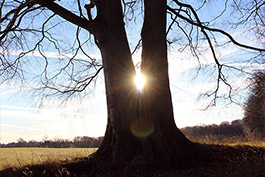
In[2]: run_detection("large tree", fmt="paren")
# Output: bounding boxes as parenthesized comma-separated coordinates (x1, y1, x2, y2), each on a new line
(243, 70, 265, 141)
(1, 0, 264, 169)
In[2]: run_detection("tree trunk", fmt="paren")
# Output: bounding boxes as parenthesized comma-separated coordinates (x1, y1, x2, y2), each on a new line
(92, 0, 142, 164)
(92, 0, 201, 169)
(139, 0, 199, 169)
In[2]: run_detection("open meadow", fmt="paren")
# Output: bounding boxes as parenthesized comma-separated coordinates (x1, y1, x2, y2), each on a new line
(0, 148, 97, 171)
(0, 141, 264, 177)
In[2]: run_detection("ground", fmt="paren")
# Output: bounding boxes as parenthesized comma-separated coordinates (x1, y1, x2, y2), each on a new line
(0, 144, 264, 177)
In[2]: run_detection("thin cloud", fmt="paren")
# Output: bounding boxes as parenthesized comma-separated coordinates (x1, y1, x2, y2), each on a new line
(2, 49, 101, 61)
(1, 123, 45, 132)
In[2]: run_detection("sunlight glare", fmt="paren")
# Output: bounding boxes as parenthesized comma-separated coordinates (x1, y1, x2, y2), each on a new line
(134, 73, 146, 92)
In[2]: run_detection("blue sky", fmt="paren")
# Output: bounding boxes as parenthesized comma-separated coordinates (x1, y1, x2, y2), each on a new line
(0, 0, 264, 143)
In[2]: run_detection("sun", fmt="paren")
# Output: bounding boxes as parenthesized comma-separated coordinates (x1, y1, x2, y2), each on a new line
(134, 72, 146, 92)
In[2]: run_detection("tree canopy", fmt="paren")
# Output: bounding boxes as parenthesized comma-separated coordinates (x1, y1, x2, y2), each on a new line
(1, 0, 264, 101)
(243, 70, 265, 141)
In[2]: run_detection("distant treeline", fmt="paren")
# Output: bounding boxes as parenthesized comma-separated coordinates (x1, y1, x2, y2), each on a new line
(1, 119, 245, 148)
(0, 136, 104, 148)
(181, 119, 245, 143)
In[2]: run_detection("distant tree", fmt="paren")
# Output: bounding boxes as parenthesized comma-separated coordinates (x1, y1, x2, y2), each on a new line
(16, 138, 27, 147)
(181, 120, 244, 139)
(220, 121, 230, 126)
(243, 70, 265, 141)
(42, 135, 49, 142)
(17, 137, 26, 143)
(231, 119, 242, 126)
(42, 140, 52, 148)
(28, 140, 40, 147)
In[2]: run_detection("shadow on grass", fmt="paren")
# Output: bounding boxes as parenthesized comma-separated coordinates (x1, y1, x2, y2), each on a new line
(0, 144, 264, 177)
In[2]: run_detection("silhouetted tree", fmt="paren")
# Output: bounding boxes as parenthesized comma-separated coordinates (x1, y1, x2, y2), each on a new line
(243, 70, 265, 141)
(1, 0, 264, 169)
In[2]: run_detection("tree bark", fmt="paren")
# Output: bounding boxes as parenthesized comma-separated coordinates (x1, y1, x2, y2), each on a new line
(138, 0, 199, 169)
(90, 0, 201, 169)
(91, 0, 141, 164)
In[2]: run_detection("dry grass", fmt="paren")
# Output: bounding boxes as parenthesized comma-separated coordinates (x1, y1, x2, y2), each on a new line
(0, 148, 97, 171)
(187, 135, 265, 147)
(0, 144, 264, 177)
(0, 139, 264, 177)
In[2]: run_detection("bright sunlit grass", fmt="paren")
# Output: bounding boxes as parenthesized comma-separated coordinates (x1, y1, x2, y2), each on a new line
(134, 72, 146, 92)
(187, 135, 265, 147)
(0, 148, 97, 170)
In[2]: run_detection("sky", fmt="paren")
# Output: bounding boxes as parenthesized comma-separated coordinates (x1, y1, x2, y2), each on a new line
(0, 48, 247, 144)
(0, 0, 263, 144)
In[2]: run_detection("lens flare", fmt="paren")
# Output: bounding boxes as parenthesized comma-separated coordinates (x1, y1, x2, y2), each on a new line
(134, 73, 146, 92)
(131, 117, 154, 138)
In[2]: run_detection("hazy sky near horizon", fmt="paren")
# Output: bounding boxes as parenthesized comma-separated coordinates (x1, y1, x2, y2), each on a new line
(0, 0, 263, 144)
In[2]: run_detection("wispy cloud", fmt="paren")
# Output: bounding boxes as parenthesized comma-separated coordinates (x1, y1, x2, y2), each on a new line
(2, 49, 101, 61)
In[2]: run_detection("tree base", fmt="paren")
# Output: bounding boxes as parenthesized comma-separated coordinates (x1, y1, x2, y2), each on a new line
(93, 124, 210, 170)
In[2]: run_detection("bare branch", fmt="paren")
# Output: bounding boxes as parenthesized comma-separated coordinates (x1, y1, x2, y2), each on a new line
(41, 66, 103, 97)
(168, 1, 265, 52)
(33, 0, 95, 33)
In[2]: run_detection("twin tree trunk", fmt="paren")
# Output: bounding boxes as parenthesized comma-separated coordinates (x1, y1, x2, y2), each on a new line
(91, 0, 200, 169)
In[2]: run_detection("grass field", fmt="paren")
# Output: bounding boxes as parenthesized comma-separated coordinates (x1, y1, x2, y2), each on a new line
(0, 148, 97, 171)
(187, 135, 265, 147)
(1, 138, 264, 171)
(0, 143, 264, 177)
